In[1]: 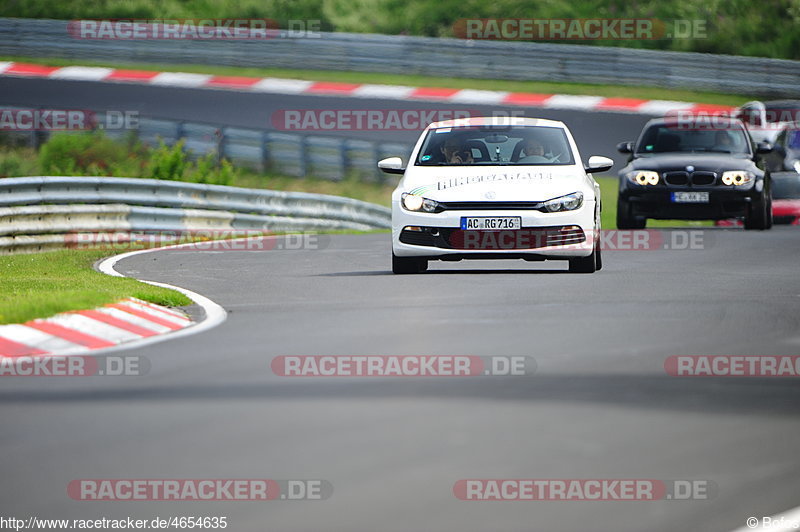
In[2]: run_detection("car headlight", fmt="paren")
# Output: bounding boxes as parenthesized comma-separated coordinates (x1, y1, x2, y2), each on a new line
(721, 171, 754, 186)
(541, 192, 584, 213)
(401, 192, 442, 213)
(626, 170, 660, 185)
(793, 160, 800, 174)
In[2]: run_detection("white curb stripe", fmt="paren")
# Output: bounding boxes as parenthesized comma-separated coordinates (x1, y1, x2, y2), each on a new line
(150, 72, 213, 87)
(0, 61, 13, 74)
(0, 324, 85, 354)
(116, 300, 190, 326)
(128, 297, 189, 320)
(638, 99, 696, 115)
(251, 77, 314, 93)
(46, 313, 142, 343)
(352, 84, 416, 99)
(93, 307, 172, 333)
(50, 66, 115, 81)
(450, 89, 510, 104)
(544, 94, 606, 110)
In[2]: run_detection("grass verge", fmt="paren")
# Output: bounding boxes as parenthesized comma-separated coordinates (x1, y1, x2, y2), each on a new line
(0, 249, 191, 325)
(0, 55, 754, 107)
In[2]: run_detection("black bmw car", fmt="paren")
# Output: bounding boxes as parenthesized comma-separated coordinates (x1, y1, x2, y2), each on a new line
(616, 117, 773, 230)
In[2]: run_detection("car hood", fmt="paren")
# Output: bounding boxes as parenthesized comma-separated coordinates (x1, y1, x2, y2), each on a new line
(627, 153, 757, 173)
(400, 165, 590, 202)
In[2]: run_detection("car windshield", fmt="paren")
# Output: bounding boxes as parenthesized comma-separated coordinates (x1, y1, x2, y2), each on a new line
(415, 125, 575, 166)
(635, 125, 751, 155)
(772, 174, 800, 199)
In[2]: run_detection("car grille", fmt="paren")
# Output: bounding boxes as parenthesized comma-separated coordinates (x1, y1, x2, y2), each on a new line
(664, 172, 689, 185)
(400, 226, 586, 250)
(662, 171, 717, 186)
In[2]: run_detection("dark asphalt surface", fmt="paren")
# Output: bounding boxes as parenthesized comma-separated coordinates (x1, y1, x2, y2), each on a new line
(1, 229, 800, 532)
(0, 77, 650, 167)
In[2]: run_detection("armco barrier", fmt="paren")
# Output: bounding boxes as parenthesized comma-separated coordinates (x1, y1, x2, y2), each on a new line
(0, 176, 391, 253)
(0, 18, 798, 96)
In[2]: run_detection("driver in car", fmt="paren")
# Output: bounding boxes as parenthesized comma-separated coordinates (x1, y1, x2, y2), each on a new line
(521, 138, 546, 158)
(441, 138, 474, 164)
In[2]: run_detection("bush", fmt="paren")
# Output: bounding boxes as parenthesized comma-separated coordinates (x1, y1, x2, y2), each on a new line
(38, 131, 140, 176)
(147, 139, 188, 180)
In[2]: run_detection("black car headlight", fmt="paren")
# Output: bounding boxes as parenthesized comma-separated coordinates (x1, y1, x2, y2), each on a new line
(401, 192, 442, 213)
(626, 170, 660, 185)
(541, 192, 584, 213)
(720, 171, 754, 186)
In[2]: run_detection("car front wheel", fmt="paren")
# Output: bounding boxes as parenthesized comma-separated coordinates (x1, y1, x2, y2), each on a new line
(744, 194, 770, 230)
(568, 248, 597, 274)
(616, 197, 646, 229)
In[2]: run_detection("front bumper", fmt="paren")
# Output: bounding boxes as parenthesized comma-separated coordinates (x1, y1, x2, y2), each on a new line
(392, 203, 596, 259)
(621, 187, 759, 220)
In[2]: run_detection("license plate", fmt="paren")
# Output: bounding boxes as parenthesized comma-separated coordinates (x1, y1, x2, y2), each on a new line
(460, 217, 522, 230)
(671, 192, 709, 203)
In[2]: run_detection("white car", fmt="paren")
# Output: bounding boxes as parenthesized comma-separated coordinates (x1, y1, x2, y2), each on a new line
(380, 117, 613, 274)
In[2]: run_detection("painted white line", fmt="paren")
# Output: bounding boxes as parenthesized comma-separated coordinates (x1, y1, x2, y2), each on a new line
(93, 241, 229, 354)
(0, 324, 85, 354)
(93, 307, 172, 333)
(251, 77, 314, 93)
(0, 61, 14, 74)
(50, 66, 115, 81)
(352, 84, 416, 99)
(449, 89, 509, 105)
(117, 300, 190, 326)
(150, 72, 213, 87)
(730, 504, 800, 531)
(544, 94, 605, 110)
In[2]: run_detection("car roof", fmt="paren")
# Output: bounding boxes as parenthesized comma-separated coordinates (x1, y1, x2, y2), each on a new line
(643, 116, 746, 128)
(426, 116, 566, 129)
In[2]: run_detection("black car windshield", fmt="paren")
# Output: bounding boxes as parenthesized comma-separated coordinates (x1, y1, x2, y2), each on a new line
(415, 125, 575, 166)
(635, 125, 751, 155)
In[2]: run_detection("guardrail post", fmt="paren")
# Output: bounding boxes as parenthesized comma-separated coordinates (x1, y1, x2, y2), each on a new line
(261, 132, 271, 173)
(299, 135, 309, 178)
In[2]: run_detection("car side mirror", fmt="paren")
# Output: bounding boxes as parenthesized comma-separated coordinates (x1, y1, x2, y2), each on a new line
(378, 157, 405, 175)
(585, 155, 614, 174)
(756, 141, 773, 154)
(616, 141, 633, 154)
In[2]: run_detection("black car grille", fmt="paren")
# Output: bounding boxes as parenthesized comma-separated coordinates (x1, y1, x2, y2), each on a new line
(664, 172, 689, 185)
(662, 171, 717, 186)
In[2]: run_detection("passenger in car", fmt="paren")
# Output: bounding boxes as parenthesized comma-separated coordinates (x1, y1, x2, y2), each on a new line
(441, 138, 474, 164)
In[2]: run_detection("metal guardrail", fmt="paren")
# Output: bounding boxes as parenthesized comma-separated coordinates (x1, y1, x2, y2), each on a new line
(0, 107, 412, 183)
(0, 176, 391, 252)
(1, 18, 799, 97)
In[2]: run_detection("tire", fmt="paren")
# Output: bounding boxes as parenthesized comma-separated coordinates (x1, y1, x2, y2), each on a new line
(569, 248, 597, 274)
(595, 242, 603, 271)
(392, 253, 427, 274)
(616, 197, 646, 229)
(744, 194, 770, 230)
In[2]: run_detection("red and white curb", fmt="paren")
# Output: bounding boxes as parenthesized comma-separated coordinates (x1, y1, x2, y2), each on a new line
(0, 298, 191, 357)
(0, 241, 229, 359)
(0, 61, 735, 116)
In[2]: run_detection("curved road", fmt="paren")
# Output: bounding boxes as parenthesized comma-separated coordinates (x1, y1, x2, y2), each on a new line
(1, 229, 800, 531)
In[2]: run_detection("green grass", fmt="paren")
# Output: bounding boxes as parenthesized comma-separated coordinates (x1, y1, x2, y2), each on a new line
(0, 249, 192, 325)
(0, 55, 754, 107)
